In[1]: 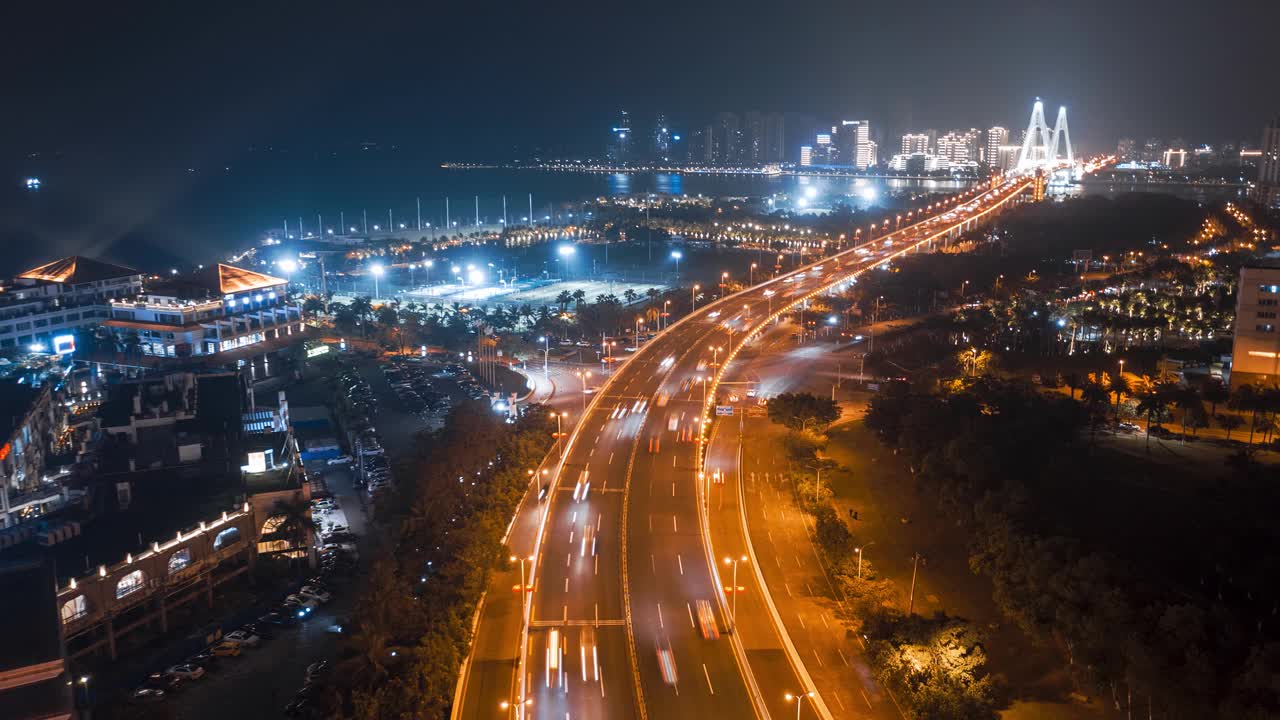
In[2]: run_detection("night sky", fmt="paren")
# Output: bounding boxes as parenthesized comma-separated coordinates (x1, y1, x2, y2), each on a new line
(4, 0, 1278, 158)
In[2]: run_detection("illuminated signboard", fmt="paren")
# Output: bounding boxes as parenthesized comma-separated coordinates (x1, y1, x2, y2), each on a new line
(53, 334, 76, 355)
(306, 344, 330, 358)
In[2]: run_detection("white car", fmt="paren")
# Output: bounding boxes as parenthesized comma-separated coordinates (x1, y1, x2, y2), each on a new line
(283, 595, 319, 612)
(165, 664, 206, 680)
(326, 455, 353, 466)
(298, 585, 332, 603)
(223, 630, 260, 648)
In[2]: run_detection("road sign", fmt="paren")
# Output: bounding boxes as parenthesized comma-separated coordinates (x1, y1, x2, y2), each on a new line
(715, 406, 734, 416)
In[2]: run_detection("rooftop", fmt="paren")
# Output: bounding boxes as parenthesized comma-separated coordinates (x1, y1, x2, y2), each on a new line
(16, 256, 141, 285)
(193, 264, 285, 295)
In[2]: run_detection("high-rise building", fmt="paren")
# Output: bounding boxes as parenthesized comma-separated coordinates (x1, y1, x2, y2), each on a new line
(837, 120, 872, 169)
(985, 127, 1007, 165)
(1141, 137, 1162, 162)
(814, 133, 833, 165)
(996, 145, 1022, 172)
(1229, 265, 1280, 387)
(901, 133, 930, 155)
(743, 111, 766, 164)
(763, 112, 785, 163)
(652, 114, 672, 163)
(865, 140, 878, 168)
(1116, 138, 1136, 160)
(936, 129, 981, 166)
(607, 110, 632, 162)
(799, 146, 813, 167)
(712, 112, 742, 164)
(1258, 117, 1280, 209)
(1162, 148, 1187, 169)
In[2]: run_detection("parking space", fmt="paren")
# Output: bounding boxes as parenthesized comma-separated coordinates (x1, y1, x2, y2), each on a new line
(144, 464, 366, 719)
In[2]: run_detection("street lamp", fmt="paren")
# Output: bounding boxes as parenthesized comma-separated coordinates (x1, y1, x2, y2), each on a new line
(692, 284, 701, 312)
(555, 412, 568, 458)
(785, 691, 817, 720)
(723, 554, 748, 620)
(709, 345, 723, 367)
(663, 300, 671, 330)
(509, 554, 534, 609)
(749, 262, 758, 285)
(574, 370, 592, 411)
(370, 264, 385, 298)
(538, 336, 550, 375)
(671, 249, 683, 277)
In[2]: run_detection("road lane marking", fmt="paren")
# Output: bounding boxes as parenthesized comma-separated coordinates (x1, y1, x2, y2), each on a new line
(671, 481, 676, 496)
(564, 578, 569, 592)
(566, 553, 571, 567)
(702, 664, 715, 695)
(657, 603, 664, 628)
(812, 648, 824, 667)
(608, 452, 615, 464)
(650, 554, 656, 574)
(784, 583, 793, 598)
(837, 648, 850, 666)
(686, 603, 696, 628)
(860, 688, 872, 709)
(677, 554, 684, 575)
(797, 613, 806, 630)
(835, 693, 847, 711)
(820, 613, 830, 630)
(595, 555, 599, 575)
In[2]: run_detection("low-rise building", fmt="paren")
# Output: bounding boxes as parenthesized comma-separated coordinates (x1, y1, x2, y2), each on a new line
(0, 381, 60, 528)
(0, 256, 143, 353)
(103, 263, 302, 358)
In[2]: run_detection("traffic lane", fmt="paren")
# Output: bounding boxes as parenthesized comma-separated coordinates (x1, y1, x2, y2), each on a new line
(534, 490, 625, 625)
(630, 527, 756, 720)
(527, 619, 635, 718)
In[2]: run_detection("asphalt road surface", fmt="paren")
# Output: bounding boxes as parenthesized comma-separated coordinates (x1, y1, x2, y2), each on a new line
(456, 178, 1035, 720)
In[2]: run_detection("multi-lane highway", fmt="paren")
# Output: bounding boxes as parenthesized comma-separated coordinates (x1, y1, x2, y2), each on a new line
(455, 176, 1038, 720)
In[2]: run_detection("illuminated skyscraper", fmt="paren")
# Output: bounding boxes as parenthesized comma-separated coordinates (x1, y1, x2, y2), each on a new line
(901, 133, 930, 155)
(652, 113, 672, 162)
(1259, 117, 1280, 208)
(799, 145, 813, 167)
(838, 120, 872, 169)
(1116, 138, 1136, 160)
(985, 126, 1007, 165)
(607, 110, 632, 162)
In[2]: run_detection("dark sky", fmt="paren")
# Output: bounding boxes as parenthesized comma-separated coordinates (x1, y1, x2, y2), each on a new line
(3, 0, 1278, 160)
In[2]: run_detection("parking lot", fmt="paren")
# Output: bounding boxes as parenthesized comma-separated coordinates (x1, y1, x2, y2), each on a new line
(136, 463, 365, 719)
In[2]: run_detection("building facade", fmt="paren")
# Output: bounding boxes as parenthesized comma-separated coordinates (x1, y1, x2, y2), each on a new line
(1230, 266, 1280, 388)
(985, 126, 1007, 165)
(1257, 117, 1280, 209)
(102, 264, 302, 358)
(901, 133, 930, 155)
(0, 257, 144, 353)
(0, 382, 59, 528)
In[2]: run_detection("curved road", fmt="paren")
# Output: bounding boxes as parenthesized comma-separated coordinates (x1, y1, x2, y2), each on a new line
(458, 176, 1037, 720)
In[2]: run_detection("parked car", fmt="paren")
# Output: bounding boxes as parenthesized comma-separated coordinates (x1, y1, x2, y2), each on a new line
(298, 585, 333, 603)
(131, 687, 166, 703)
(184, 651, 220, 670)
(305, 660, 330, 682)
(143, 672, 182, 692)
(209, 642, 241, 657)
(258, 611, 297, 627)
(224, 630, 261, 648)
(284, 595, 320, 612)
(326, 455, 353, 466)
(165, 663, 206, 680)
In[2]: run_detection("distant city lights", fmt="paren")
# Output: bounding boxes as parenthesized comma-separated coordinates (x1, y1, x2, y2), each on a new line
(24, 177, 41, 190)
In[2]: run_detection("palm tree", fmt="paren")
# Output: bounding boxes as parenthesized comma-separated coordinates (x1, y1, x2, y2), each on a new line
(349, 296, 374, 337)
(1201, 377, 1229, 417)
(623, 289, 639, 305)
(1230, 384, 1261, 445)
(1217, 413, 1244, 441)
(1080, 381, 1110, 448)
(572, 289, 587, 309)
(1107, 373, 1132, 419)
(1135, 383, 1175, 453)
(265, 498, 317, 562)
(556, 291, 572, 311)
(1173, 385, 1203, 441)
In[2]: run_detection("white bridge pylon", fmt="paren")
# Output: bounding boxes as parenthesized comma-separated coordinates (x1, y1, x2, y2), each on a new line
(1015, 98, 1073, 173)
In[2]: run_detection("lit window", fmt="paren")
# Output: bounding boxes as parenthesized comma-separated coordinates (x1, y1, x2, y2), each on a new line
(115, 569, 145, 599)
(168, 548, 192, 574)
(61, 595, 88, 623)
(213, 526, 241, 550)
